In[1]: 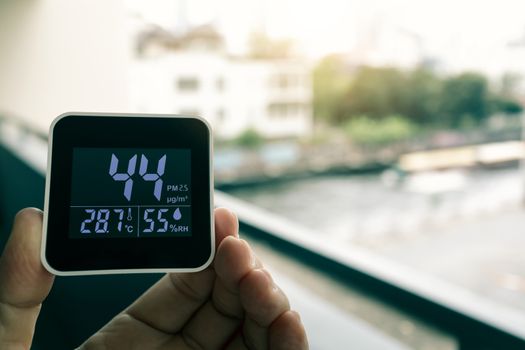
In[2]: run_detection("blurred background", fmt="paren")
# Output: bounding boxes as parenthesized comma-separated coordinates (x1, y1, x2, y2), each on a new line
(1, 0, 525, 349)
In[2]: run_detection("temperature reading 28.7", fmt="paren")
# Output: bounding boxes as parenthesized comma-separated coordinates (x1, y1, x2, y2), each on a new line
(69, 148, 192, 238)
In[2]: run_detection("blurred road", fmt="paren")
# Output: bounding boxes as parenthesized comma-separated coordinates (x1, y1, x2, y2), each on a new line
(229, 167, 525, 314)
(376, 207, 525, 312)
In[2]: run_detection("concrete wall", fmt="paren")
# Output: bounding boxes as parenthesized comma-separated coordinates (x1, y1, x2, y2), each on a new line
(0, 0, 130, 131)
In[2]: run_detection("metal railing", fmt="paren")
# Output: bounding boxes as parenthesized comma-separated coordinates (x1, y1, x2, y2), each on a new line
(0, 113, 48, 141)
(1, 113, 525, 349)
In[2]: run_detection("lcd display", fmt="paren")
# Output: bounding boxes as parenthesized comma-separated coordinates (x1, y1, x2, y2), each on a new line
(69, 148, 192, 238)
(43, 113, 213, 274)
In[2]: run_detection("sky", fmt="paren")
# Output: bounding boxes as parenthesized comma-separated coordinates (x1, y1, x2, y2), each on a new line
(128, 0, 525, 78)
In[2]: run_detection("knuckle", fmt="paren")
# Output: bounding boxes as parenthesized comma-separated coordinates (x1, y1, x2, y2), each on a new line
(169, 273, 208, 303)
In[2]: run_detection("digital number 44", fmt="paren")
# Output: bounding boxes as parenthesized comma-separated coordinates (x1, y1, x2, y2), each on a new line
(109, 154, 166, 201)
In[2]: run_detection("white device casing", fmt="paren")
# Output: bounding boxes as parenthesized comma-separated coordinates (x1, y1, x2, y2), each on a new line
(41, 112, 215, 276)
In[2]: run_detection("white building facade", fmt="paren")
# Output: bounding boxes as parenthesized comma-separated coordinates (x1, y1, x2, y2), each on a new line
(130, 51, 313, 139)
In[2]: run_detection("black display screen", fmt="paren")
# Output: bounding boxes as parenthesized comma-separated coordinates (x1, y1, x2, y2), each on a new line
(44, 114, 213, 273)
(69, 148, 192, 238)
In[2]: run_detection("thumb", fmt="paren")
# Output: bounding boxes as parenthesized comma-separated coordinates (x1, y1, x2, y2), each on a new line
(0, 208, 54, 349)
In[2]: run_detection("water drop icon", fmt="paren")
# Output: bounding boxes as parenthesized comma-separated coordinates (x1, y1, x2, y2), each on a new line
(173, 208, 182, 221)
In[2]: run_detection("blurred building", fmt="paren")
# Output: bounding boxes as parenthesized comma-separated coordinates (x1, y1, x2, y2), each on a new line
(0, 1, 312, 140)
(130, 25, 313, 139)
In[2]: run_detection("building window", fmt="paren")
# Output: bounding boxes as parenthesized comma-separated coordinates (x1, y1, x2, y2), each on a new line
(268, 103, 288, 118)
(177, 77, 199, 92)
(278, 75, 288, 89)
(301, 74, 309, 88)
(267, 102, 306, 118)
(217, 108, 226, 122)
(271, 74, 302, 90)
(216, 77, 225, 91)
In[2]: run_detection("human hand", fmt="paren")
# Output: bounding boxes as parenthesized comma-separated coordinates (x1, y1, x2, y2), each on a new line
(0, 208, 308, 349)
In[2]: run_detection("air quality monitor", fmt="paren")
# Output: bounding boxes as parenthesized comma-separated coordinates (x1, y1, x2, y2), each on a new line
(41, 112, 214, 275)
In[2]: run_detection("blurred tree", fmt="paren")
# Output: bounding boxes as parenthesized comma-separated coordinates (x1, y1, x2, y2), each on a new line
(405, 68, 442, 125)
(439, 73, 491, 126)
(312, 60, 523, 133)
(344, 115, 417, 145)
(492, 97, 523, 115)
(338, 66, 443, 124)
(342, 66, 410, 120)
(234, 128, 264, 149)
(312, 55, 352, 123)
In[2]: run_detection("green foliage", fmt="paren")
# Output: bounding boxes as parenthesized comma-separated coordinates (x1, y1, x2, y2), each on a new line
(343, 67, 410, 120)
(233, 128, 264, 149)
(405, 68, 442, 124)
(344, 115, 417, 145)
(312, 61, 524, 131)
(312, 55, 352, 123)
(439, 73, 490, 126)
(492, 97, 523, 115)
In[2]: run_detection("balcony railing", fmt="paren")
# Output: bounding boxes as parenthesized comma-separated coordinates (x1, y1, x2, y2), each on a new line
(1, 113, 525, 349)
